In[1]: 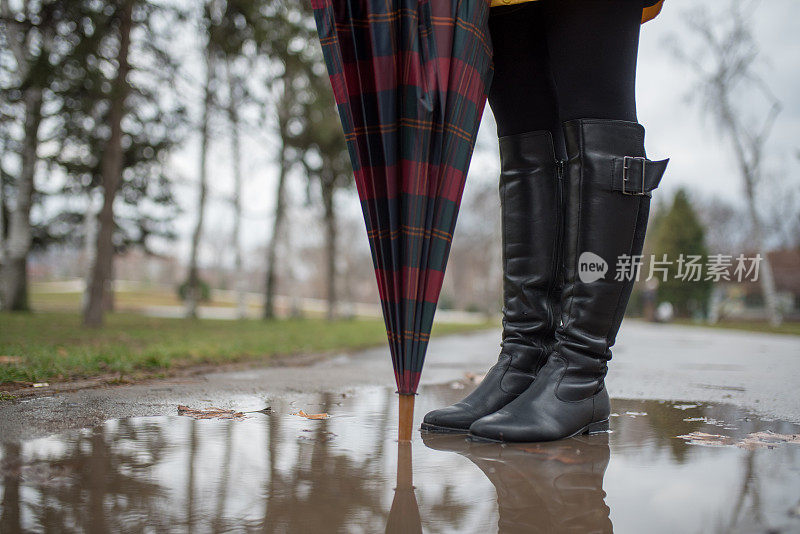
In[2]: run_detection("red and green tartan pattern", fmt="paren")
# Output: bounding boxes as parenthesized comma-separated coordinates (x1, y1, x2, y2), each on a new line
(310, 0, 493, 394)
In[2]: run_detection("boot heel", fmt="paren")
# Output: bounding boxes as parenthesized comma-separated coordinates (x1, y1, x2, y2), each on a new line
(584, 419, 609, 434)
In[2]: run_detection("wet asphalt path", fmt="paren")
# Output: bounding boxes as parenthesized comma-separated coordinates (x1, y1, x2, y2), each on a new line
(0, 320, 798, 442)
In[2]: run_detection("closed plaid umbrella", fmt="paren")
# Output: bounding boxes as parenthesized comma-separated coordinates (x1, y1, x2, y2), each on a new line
(310, 0, 493, 439)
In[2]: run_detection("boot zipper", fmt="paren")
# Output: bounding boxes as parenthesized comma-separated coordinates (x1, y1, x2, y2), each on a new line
(556, 159, 565, 180)
(550, 159, 567, 330)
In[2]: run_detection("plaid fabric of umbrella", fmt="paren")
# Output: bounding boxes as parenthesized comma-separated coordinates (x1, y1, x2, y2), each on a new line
(310, 0, 494, 395)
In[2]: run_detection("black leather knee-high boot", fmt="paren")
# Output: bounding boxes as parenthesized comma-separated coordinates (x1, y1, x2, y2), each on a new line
(422, 130, 563, 432)
(469, 119, 668, 442)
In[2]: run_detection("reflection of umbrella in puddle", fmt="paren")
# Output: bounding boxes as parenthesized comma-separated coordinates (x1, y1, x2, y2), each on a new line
(309, 0, 494, 441)
(385, 442, 422, 534)
(422, 433, 612, 533)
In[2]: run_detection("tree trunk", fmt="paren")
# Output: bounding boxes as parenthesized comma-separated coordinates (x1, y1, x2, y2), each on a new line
(738, 137, 781, 326)
(81, 192, 99, 310)
(0, 137, 7, 266)
(719, 96, 783, 327)
(87, 428, 109, 533)
(1, 87, 42, 311)
(744, 202, 782, 326)
(0, 443, 21, 532)
(83, 0, 133, 327)
(186, 40, 215, 319)
(322, 180, 337, 321)
(263, 134, 289, 320)
(226, 60, 246, 319)
(103, 259, 115, 312)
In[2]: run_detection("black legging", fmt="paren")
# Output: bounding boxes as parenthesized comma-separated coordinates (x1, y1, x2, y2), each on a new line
(487, 0, 643, 160)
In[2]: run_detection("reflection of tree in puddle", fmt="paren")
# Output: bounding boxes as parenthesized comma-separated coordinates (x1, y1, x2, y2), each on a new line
(2, 389, 798, 532)
(419, 386, 800, 533)
(610, 399, 707, 463)
(0, 443, 21, 533)
(1, 419, 169, 533)
(259, 392, 387, 531)
(599, 399, 799, 533)
(422, 432, 613, 533)
(0, 388, 478, 532)
(611, 399, 799, 458)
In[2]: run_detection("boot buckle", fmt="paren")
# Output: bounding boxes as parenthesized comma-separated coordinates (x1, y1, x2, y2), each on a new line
(622, 156, 647, 196)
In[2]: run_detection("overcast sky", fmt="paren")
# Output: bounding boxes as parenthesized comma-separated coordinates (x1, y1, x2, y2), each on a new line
(635, 0, 799, 202)
(166, 0, 800, 268)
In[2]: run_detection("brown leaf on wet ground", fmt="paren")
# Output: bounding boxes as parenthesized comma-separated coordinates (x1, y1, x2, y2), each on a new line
(737, 431, 800, 450)
(0, 356, 23, 365)
(677, 432, 734, 447)
(177, 405, 246, 420)
(292, 410, 329, 420)
(677, 430, 800, 450)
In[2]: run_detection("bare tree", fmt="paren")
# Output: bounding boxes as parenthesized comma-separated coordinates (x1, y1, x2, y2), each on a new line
(225, 60, 247, 319)
(672, 1, 783, 325)
(296, 24, 352, 321)
(260, 2, 309, 320)
(263, 91, 292, 320)
(297, 116, 352, 321)
(0, 0, 47, 311)
(83, 0, 133, 327)
(0, 136, 6, 268)
(185, 6, 218, 319)
(317, 168, 344, 321)
(694, 195, 753, 255)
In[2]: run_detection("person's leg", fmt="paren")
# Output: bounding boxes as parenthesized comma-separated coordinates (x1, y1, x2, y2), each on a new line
(421, 3, 565, 433)
(486, 2, 566, 159)
(470, 0, 670, 442)
(543, 0, 642, 123)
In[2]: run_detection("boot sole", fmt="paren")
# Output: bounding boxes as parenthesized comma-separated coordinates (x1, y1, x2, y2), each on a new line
(468, 418, 610, 443)
(584, 419, 610, 434)
(420, 422, 470, 434)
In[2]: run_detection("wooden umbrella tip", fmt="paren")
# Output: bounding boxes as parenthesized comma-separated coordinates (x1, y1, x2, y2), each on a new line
(398, 394, 416, 442)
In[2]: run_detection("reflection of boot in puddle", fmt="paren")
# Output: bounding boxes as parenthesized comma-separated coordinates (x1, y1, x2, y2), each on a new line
(422, 433, 613, 533)
(385, 441, 422, 534)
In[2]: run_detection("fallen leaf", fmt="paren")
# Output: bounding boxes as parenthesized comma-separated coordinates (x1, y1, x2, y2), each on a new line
(676, 432, 733, 447)
(177, 405, 246, 420)
(745, 431, 800, 444)
(677, 430, 800, 450)
(32, 383, 49, 388)
(0, 356, 22, 365)
(292, 410, 329, 420)
(736, 431, 800, 450)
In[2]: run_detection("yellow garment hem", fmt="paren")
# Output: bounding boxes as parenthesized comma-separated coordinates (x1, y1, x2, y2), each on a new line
(488, 0, 664, 24)
(490, 0, 531, 5)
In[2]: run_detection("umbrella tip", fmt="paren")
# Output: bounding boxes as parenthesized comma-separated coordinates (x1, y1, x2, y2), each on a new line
(398, 393, 416, 442)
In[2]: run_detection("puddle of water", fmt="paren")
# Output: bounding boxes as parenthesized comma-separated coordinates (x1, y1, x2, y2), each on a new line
(1, 386, 799, 533)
